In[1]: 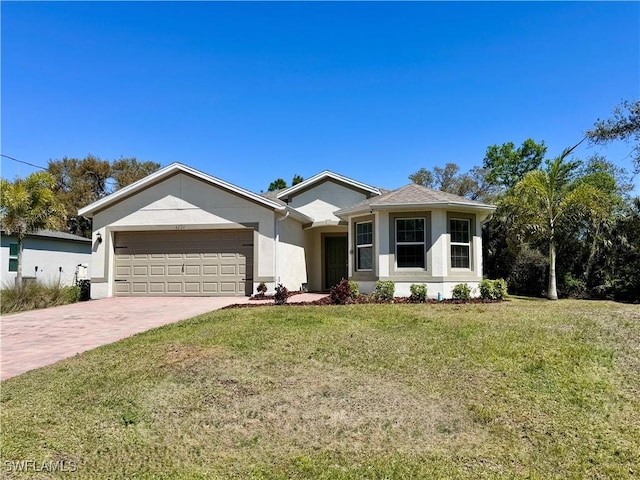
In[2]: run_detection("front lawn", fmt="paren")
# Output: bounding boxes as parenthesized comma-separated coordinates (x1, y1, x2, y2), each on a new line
(1, 299, 638, 478)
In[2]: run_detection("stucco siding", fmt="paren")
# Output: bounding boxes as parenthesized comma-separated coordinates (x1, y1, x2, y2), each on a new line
(289, 181, 367, 222)
(1, 235, 91, 286)
(353, 280, 482, 298)
(89, 173, 278, 297)
(276, 215, 307, 292)
(430, 210, 448, 277)
(348, 208, 485, 287)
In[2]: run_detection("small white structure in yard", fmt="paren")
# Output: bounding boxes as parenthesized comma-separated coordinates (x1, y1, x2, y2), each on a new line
(0, 230, 92, 287)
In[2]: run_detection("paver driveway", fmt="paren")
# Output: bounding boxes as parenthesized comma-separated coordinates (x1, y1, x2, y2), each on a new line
(1, 294, 327, 380)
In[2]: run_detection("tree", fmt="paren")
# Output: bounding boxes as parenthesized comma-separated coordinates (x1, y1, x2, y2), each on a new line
(268, 178, 287, 192)
(587, 99, 640, 172)
(502, 148, 609, 300)
(47, 156, 110, 237)
(409, 163, 498, 203)
(408, 168, 434, 189)
(0, 172, 66, 287)
(483, 138, 547, 190)
(267, 175, 304, 192)
(47, 156, 161, 237)
(111, 158, 161, 190)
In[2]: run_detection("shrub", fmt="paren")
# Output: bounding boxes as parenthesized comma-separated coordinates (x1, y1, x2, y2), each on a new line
(256, 282, 267, 296)
(479, 279, 508, 300)
(62, 285, 81, 303)
(0, 280, 82, 314)
(561, 274, 587, 299)
(373, 280, 395, 302)
(273, 283, 288, 305)
(330, 278, 359, 305)
(348, 280, 360, 298)
(452, 283, 471, 301)
(409, 284, 428, 303)
(507, 246, 548, 297)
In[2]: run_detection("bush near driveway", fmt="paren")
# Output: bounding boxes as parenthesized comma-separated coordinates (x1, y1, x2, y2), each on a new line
(1, 281, 80, 314)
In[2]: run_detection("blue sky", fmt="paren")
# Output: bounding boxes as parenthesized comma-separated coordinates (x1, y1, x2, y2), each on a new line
(2, 1, 639, 194)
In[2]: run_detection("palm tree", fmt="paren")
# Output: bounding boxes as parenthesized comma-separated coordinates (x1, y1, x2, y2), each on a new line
(0, 172, 66, 287)
(503, 148, 609, 300)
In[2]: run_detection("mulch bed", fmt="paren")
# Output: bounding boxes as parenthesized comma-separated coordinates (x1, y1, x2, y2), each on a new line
(224, 294, 504, 309)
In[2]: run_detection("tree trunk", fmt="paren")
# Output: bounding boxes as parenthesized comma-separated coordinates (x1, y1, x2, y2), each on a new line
(547, 242, 558, 300)
(16, 237, 24, 289)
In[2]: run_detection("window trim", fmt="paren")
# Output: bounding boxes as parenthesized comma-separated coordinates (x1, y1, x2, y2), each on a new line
(449, 218, 471, 270)
(355, 221, 373, 272)
(8, 243, 18, 272)
(395, 217, 426, 270)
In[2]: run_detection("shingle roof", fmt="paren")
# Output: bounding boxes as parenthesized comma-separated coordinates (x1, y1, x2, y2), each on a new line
(259, 190, 287, 206)
(335, 183, 495, 216)
(2, 229, 91, 242)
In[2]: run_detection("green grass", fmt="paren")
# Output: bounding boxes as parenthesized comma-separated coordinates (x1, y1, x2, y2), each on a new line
(1, 299, 639, 478)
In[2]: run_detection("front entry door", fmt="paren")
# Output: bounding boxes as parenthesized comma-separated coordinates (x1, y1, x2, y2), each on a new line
(324, 236, 348, 290)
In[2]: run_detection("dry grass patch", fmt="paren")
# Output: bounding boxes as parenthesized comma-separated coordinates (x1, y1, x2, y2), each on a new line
(1, 299, 639, 478)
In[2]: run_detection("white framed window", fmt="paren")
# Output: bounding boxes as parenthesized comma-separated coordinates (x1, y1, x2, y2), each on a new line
(355, 221, 373, 271)
(395, 218, 425, 269)
(450, 218, 471, 269)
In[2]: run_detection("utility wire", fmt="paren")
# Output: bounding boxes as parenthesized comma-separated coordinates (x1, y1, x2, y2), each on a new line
(1, 154, 47, 170)
(0, 153, 118, 185)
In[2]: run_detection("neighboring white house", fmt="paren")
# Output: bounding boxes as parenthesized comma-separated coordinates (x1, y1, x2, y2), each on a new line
(78, 163, 495, 299)
(0, 230, 91, 287)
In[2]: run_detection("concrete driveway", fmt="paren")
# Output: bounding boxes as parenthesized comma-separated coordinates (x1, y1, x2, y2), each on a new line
(1, 294, 327, 380)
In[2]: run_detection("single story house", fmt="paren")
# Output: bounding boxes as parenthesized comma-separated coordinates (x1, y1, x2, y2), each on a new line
(78, 163, 495, 299)
(1, 230, 91, 286)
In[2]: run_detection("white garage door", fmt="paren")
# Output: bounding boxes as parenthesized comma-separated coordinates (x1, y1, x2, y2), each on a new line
(113, 230, 253, 296)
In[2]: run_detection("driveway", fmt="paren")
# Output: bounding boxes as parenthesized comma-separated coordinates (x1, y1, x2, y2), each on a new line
(1, 294, 326, 380)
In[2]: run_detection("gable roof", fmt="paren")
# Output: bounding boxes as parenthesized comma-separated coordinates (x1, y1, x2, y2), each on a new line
(335, 183, 496, 216)
(276, 170, 381, 200)
(78, 163, 292, 218)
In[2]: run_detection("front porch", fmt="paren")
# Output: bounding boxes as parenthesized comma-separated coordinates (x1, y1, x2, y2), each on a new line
(303, 225, 348, 292)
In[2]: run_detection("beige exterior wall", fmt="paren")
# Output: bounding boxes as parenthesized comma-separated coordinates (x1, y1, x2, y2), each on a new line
(346, 207, 489, 298)
(276, 215, 307, 292)
(289, 180, 368, 222)
(430, 210, 448, 277)
(89, 173, 278, 298)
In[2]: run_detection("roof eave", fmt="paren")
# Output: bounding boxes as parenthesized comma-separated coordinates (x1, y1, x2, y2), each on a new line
(78, 163, 285, 217)
(372, 201, 496, 211)
(282, 207, 314, 224)
(335, 201, 496, 218)
(277, 170, 381, 199)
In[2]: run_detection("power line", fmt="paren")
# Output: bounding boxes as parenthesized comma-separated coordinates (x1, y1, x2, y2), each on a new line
(1, 153, 121, 188)
(1, 154, 47, 170)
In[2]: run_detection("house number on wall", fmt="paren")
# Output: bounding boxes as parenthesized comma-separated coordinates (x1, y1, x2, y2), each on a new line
(175, 225, 186, 230)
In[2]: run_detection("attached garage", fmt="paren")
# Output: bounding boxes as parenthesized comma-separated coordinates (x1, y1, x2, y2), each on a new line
(113, 230, 253, 296)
